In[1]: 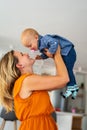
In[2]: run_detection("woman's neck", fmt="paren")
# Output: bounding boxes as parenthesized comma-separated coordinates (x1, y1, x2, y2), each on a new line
(21, 67, 33, 74)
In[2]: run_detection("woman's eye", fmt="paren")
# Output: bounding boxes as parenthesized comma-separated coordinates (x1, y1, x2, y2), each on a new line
(21, 52, 23, 56)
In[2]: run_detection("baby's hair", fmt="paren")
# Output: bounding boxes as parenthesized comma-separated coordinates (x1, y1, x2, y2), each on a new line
(21, 28, 39, 38)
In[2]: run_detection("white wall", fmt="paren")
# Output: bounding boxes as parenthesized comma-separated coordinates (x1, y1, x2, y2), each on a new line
(0, 0, 87, 70)
(85, 75, 87, 113)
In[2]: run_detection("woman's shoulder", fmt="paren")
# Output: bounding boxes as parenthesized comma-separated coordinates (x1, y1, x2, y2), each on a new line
(13, 73, 32, 97)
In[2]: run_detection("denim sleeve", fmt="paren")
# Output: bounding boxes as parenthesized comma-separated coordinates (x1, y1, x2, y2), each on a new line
(44, 35, 59, 54)
(49, 41, 58, 54)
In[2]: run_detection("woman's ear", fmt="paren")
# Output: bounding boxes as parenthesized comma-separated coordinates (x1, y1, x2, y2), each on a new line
(16, 63, 24, 69)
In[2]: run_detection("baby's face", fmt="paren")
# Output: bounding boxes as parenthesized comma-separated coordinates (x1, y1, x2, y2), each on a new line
(22, 34, 38, 51)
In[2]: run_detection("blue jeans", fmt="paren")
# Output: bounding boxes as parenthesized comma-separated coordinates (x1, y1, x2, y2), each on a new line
(62, 47, 77, 86)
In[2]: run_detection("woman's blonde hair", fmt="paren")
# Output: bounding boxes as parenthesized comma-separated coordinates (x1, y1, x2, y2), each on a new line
(0, 50, 21, 112)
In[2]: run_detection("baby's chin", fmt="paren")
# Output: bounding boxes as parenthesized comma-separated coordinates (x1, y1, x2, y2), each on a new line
(31, 49, 35, 52)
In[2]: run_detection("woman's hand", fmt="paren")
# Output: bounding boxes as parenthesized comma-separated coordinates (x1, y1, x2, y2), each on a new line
(43, 49, 53, 58)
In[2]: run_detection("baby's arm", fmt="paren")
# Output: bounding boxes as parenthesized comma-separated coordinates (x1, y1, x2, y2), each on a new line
(36, 51, 49, 60)
(43, 35, 59, 57)
(35, 49, 53, 59)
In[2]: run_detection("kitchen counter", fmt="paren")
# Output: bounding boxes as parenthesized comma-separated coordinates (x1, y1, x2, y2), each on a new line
(56, 111, 83, 116)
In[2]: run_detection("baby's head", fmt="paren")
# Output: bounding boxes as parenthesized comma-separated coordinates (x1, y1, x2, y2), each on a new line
(21, 28, 39, 51)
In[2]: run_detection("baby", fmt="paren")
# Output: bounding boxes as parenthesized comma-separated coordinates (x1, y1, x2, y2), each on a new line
(21, 28, 79, 99)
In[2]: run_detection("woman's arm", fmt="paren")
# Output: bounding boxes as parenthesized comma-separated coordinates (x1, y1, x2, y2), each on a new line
(22, 46, 69, 92)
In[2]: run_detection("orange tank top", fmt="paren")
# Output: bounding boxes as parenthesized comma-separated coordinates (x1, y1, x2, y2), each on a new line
(13, 74, 58, 130)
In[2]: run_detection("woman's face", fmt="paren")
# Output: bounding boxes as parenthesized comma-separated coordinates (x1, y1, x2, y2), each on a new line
(14, 51, 35, 68)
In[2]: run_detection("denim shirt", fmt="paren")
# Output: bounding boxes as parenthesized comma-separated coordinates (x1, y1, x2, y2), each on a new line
(38, 34, 74, 59)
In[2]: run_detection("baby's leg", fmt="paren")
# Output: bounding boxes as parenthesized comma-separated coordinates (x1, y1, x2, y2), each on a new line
(61, 47, 79, 99)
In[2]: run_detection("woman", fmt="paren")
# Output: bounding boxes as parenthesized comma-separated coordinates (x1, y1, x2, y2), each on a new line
(0, 47, 69, 130)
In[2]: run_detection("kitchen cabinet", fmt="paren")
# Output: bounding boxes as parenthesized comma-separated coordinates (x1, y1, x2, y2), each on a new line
(56, 111, 83, 130)
(72, 116, 82, 130)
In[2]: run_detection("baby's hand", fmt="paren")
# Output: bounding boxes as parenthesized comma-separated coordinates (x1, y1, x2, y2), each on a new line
(35, 55, 42, 60)
(44, 49, 53, 58)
